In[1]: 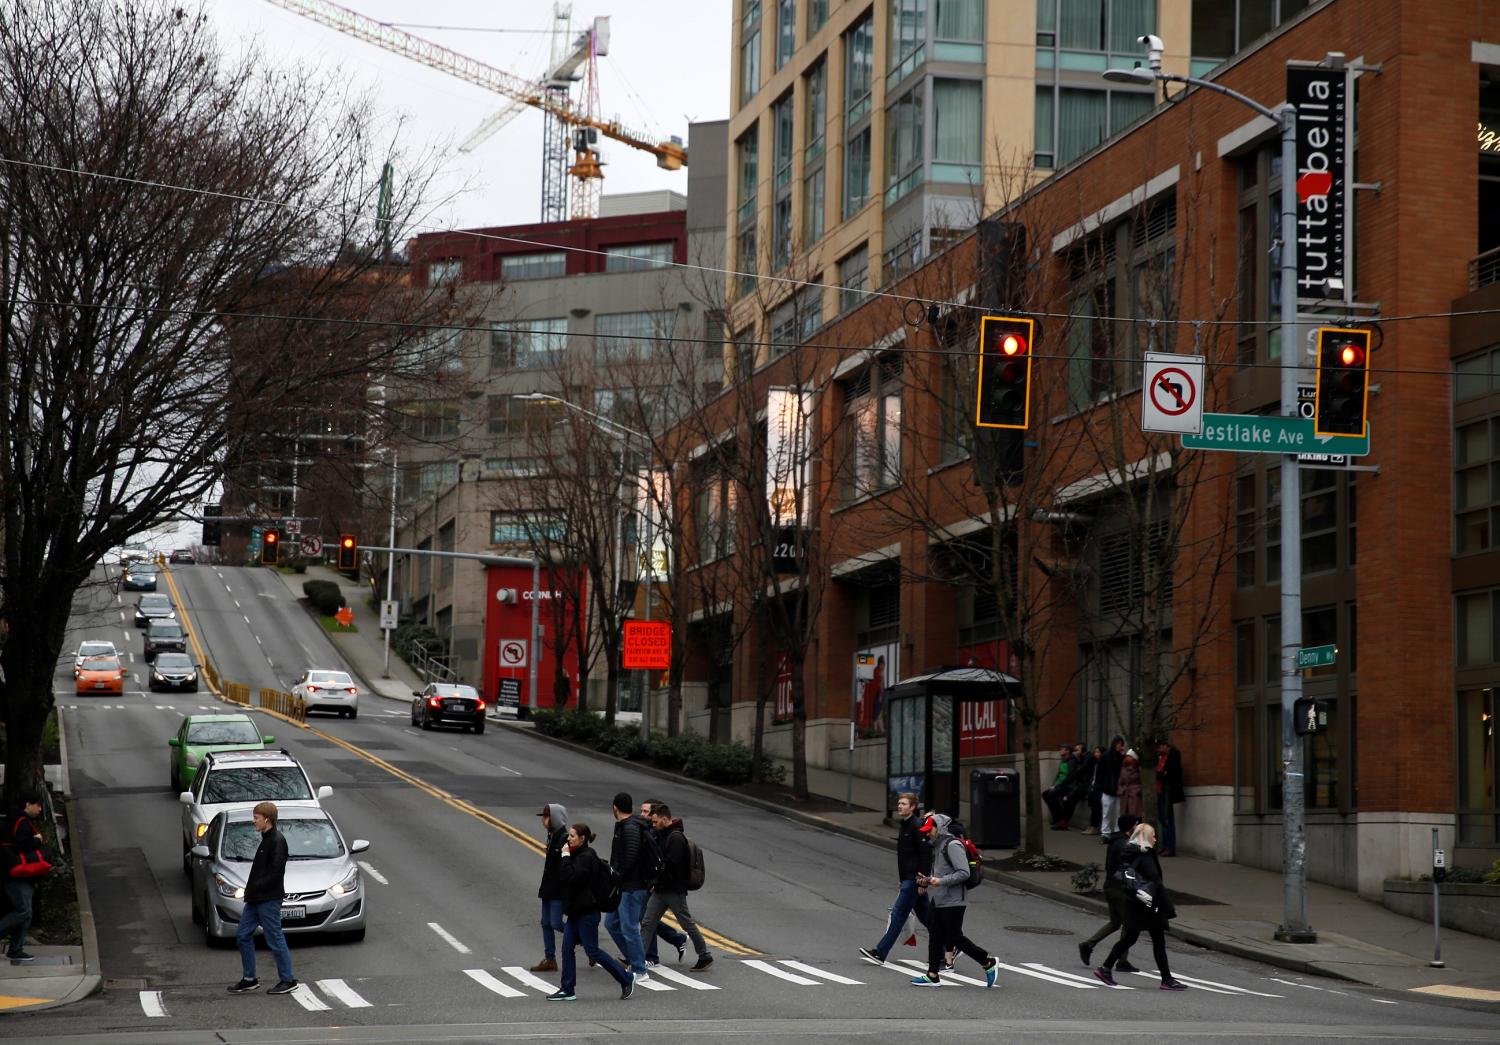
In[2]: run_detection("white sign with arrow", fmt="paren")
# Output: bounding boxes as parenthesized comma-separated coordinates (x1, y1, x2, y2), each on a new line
(1141, 352, 1205, 435)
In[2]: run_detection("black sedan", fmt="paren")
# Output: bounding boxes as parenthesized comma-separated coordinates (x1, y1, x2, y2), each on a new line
(148, 652, 199, 692)
(411, 683, 487, 734)
(133, 593, 177, 628)
(122, 564, 159, 591)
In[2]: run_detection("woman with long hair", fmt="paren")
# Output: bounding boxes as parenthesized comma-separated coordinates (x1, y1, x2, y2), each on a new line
(1093, 822, 1187, 991)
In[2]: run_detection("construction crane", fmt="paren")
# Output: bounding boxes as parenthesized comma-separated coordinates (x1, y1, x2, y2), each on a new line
(262, 0, 688, 222)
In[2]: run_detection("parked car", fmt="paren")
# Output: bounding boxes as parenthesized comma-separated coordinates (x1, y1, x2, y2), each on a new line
(144, 619, 187, 662)
(189, 806, 367, 946)
(150, 652, 200, 693)
(411, 682, 487, 734)
(169, 549, 196, 565)
(168, 714, 273, 792)
(122, 563, 159, 591)
(133, 592, 176, 628)
(73, 639, 118, 673)
(75, 654, 127, 696)
(178, 748, 331, 873)
(291, 669, 360, 719)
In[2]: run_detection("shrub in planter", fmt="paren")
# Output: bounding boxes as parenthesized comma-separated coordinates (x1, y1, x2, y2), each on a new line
(302, 579, 344, 617)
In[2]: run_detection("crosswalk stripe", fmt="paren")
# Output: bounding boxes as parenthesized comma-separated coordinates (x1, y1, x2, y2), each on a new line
(138, 990, 166, 1017)
(1269, 977, 1352, 998)
(465, 968, 525, 998)
(633, 974, 674, 992)
(1149, 970, 1280, 997)
(501, 966, 560, 994)
(644, 965, 719, 990)
(743, 959, 821, 985)
(428, 922, 471, 954)
(1122, 970, 1236, 995)
(897, 959, 993, 988)
(315, 978, 372, 1008)
(874, 961, 954, 985)
(1023, 962, 1133, 989)
(779, 960, 863, 985)
(290, 985, 330, 1011)
(155, 705, 171, 710)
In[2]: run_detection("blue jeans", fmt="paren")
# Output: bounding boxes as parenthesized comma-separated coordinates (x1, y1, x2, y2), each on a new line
(540, 899, 564, 960)
(561, 912, 628, 994)
(873, 879, 929, 960)
(604, 888, 649, 974)
(0, 880, 35, 955)
(237, 900, 294, 983)
(1157, 793, 1177, 853)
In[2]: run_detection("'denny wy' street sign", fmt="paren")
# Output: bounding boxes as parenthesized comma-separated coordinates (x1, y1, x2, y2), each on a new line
(1296, 644, 1337, 669)
(1181, 413, 1370, 456)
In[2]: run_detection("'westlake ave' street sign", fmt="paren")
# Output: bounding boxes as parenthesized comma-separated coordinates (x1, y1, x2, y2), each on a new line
(1182, 413, 1370, 456)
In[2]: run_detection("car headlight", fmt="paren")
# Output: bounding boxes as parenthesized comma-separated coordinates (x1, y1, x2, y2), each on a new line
(151, 671, 164, 681)
(215, 874, 245, 900)
(330, 865, 361, 897)
(185, 752, 200, 766)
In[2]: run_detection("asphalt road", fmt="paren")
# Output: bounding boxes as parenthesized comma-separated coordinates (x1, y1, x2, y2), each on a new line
(6, 563, 1498, 1044)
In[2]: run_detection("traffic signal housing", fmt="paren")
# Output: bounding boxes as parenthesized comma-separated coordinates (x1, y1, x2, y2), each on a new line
(201, 503, 221, 547)
(338, 533, 358, 572)
(260, 529, 281, 566)
(1313, 327, 1371, 437)
(976, 316, 1035, 429)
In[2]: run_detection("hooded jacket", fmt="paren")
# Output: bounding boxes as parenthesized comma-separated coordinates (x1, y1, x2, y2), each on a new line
(921, 813, 971, 909)
(557, 840, 611, 919)
(1097, 737, 1127, 796)
(537, 802, 570, 901)
(653, 818, 694, 893)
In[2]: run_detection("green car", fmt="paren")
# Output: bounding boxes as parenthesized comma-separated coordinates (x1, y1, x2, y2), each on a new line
(168, 714, 275, 793)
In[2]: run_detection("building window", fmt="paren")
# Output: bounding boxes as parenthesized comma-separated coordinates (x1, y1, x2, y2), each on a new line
(737, 227, 758, 298)
(401, 399, 461, 440)
(737, 125, 759, 297)
(773, 92, 794, 190)
(883, 226, 924, 286)
(500, 252, 566, 281)
(486, 395, 551, 436)
(843, 13, 874, 126)
(807, 0, 828, 34)
(1235, 473, 1256, 588)
(1190, 0, 1310, 71)
(775, 0, 796, 69)
(934, 0, 983, 49)
(491, 317, 567, 371)
(401, 461, 458, 499)
(484, 456, 544, 477)
(843, 126, 872, 218)
(932, 79, 981, 184)
(1457, 686, 1499, 844)
(1236, 145, 1286, 366)
(888, 0, 927, 89)
(1032, 85, 1155, 170)
(595, 311, 675, 363)
(772, 197, 793, 270)
(741, 2, 762, 105)
(804, 165, 825, 245)
(604, 242, 674, 272)
(796, 284, 823, 341)
(490, 510, 566, 546)
(695, 471, 738, 562)
(1457, 416, 1500, 554)
(1301, 468, 1338, 574)
(884, 82, 924, 206)
(839, 245, 869, 312)
(769, 298, 798, 355)
(428, 258, 461, 286)
(841, 356, 904, 500)
(805, 58, 827, 161)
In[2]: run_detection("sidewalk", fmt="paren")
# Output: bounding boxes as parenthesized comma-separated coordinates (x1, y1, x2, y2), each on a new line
(260, 575, 1500, 1007)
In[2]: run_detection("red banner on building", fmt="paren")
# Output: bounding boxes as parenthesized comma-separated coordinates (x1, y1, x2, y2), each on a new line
(957, 640, 1014, 758)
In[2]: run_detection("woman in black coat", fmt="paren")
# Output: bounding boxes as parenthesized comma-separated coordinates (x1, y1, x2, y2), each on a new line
(550, 824, 634, 1001)
(1093, 823, 1187, 990)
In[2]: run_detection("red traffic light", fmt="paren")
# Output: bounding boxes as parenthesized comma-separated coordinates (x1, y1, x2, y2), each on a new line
(1339, 343, 1363, 367)
(341, 536, 355, 550)
(1001, 333, 1027, 357)
(264, 531, 278, 544)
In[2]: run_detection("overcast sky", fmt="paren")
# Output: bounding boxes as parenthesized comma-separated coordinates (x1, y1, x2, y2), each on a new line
(210, 0, 732, 233)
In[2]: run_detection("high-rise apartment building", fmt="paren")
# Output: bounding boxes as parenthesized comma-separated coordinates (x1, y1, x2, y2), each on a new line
(727, 1, 1317, 354)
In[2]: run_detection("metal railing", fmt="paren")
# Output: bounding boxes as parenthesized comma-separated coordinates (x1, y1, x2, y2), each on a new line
(407, 643, 461, 684)
(1471, 246, 1500, 292)
(222, 681, 250, 706)
(258, 687, 307, 724)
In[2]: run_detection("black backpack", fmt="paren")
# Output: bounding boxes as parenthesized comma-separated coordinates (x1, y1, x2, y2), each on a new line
(635, 817, 663, 887)
(593, 856, 622, 913)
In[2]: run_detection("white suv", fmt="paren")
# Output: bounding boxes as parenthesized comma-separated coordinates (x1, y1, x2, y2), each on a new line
(291, 669, 360, 719)
(179, 749, 332, 874)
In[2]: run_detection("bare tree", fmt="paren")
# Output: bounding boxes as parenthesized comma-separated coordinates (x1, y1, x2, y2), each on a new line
(0, 1, 448, 804)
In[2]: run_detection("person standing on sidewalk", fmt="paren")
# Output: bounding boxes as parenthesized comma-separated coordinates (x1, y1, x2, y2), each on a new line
(1097, 736, 1127, 841)
(549, 824, 634, 1001)
(1078, 813, 1141, 972)
(638, 804, 713, 971)
(1155, 740, 1186, 856)
(0, 791, 47, 962)
(529, 803, 568, 973)
(227, 802, 298, 996)
(605, 792, 657, 982)
(1082, 746, 1106, 835)
(909, 813, 998, 989)
(640, 798, 688, 968)
(1117, 749, 1144, 821)
(1094, 822, 1186, 991)
(858, 792, 929, 966)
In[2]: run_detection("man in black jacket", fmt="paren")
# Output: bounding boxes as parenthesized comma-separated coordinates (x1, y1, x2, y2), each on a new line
(529, 803, 568, 973)
(604, 792, 656, 981)
(0, 790, 45, 962)
(1078, 813, 1140, 971)
(640, 798, 689, 968)
(1155, 740, 1186, 856)
(1098, 736, 1127, 841)
(858, 792, 930, 965)
(228, 802, 298, 996)
(637, 804, 712, 971)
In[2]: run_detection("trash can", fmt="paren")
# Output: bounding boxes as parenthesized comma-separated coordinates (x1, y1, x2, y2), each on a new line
(968, 768, 1020, 849)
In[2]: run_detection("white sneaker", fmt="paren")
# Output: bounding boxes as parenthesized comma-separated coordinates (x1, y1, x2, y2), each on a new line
(635, 971, 652, 983)
(644, 959, 660, 969)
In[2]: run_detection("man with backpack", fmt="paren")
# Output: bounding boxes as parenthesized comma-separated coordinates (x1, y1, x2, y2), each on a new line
(0, 790, 49, 962)
(640, 799, 690, 968)
(910, 813, 998, 988)
(638, 803, 713, 972)
(605, 791, 658, 981)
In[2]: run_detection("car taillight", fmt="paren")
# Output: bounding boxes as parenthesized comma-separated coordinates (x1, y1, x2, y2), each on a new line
(476, 700, 486, 711)
(347, 687, 357, 695)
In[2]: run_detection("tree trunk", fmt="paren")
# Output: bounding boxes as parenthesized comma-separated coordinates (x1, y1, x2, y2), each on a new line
(790, 650, 809, 800)
(1020, 698, 1045, 854)
(750, 624, 770, 782)
(1, 602, 65, 810)
(604, 657, 619, 725)
(706, 674, 722, 746)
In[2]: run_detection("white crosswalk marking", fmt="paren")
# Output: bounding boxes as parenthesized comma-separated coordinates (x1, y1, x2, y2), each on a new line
(644, 965, 720, 990)
(138, 990, 166, 1017)
(897, 959, 993, 988)
(1121, 970, 1234, 995)
(1022, 962, 1132, 989)
(1269, 977, 1356, 998)
(290, 984, 330, 1011)
(315, 978, 372, 1008)
(1143, 970, 1280, 997)
(633, 974, 674, 991)
(502, 966, 560, 993)
(155, 705, 170, 710)
(779, 960, 863, 985)
(743, 959, 821, 985)
(465, 968, 525, 998)
(428, 922, 471, 954)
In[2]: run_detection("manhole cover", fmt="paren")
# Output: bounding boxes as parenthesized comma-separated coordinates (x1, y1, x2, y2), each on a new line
(105, 977, 147, 989)
(1004, 925, 1075, 936)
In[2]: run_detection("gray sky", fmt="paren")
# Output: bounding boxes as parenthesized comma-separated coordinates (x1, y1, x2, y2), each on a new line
(210, 0, 732, 233)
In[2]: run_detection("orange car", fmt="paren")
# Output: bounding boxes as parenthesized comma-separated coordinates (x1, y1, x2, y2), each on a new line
(75, 655, 127, 695)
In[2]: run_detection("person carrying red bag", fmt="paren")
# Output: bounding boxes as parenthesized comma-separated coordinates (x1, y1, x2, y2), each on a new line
(0, 790, 51, 962)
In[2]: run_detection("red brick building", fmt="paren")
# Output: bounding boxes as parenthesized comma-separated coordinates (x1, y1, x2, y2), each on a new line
(679, 0, 1500, 897)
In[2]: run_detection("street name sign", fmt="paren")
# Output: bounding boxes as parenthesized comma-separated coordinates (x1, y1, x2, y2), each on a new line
(1181, 413, 1369, 456)
(1296, 644, 1337, 669)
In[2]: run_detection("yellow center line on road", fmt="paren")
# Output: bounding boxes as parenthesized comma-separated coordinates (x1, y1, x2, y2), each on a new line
(170, 580, 759, 958)
(157, 563, 226, 702)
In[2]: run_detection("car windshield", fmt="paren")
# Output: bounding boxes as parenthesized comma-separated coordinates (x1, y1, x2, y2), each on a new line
(155, 654, 193, 670)
(221, 819, 343, 861)
(140, 595, 171, 609)
(80, 656, 119, 671)
(148, 623, 183, 638)
(202, 766, 312, 804)
(78, 642, 114, 657)
(309, 672, 352, 685)
(129, 565, 158, 575)
(187, 721, 261, 746)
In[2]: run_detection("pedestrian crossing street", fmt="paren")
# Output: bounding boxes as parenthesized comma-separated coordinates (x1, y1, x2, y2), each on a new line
(133, 954, 1388, 1019)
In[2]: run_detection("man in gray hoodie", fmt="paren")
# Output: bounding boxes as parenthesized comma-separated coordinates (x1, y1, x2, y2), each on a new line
(911, 813, 998, 988)
(529, 803, 569, 973)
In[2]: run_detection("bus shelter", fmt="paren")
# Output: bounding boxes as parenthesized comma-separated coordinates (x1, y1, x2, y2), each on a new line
(884, 666, 1018, 817)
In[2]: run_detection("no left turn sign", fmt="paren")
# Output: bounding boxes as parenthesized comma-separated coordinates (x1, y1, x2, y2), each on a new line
(498, 639, 528, 668)
(1141, 352, 1205, 435)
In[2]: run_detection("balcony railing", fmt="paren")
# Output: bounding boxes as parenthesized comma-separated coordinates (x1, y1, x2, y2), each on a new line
(1471, 246, 1500, 292)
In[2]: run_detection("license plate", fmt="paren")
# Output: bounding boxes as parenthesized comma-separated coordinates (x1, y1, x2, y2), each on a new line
(280, 905, 305, 919)
(93, 682, 106, 689)
(446, 701, 465, 710)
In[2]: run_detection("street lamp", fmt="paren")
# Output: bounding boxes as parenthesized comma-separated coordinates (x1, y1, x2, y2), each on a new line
(1104, 42, 1314, 942)
(375, 446, 398, 678)
(513, 393, 656, 739)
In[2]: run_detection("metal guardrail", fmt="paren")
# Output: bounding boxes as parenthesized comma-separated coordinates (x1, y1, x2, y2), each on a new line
(201, 661, 221, 695)
(222, 681, 250, 706)
(1471, 246, 1500, 292)
(407, 643, 461, 684)
(258, 687, 307, 724)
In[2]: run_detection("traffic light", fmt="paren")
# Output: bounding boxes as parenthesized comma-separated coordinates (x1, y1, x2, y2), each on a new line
(1313, 326, 1371, 437)
(201, 503, 221, 547)
(338, 533, 358, 572)
(976, 316, 1035, 429)
(260, 529, 281, 566)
